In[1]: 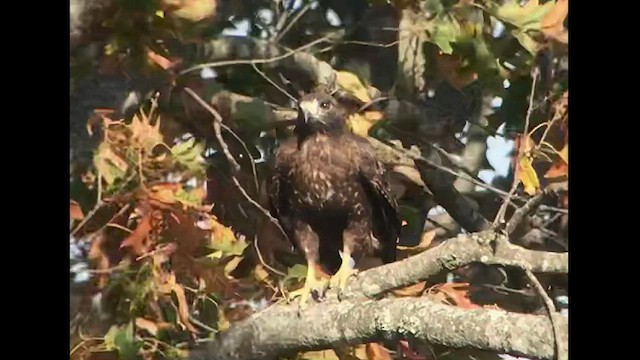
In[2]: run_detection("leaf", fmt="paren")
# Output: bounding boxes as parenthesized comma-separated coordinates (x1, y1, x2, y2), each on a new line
(129, 111, 164, 154)
(162, 0, 217, 22)
(120, 213, 153, 255)
(172, 283, 198, 333)
(223, 256, 244, 276)
(336, 71, 371, 103)
(491, 0, 555, 31)
(208, 220, 247, 257)
(156, 272, 198, 333)
(427, 283, 481, 309)
(347, 112, 383, 138)
(518, 155, 540, 195)
(365, 343, 393, 360)
(95, 143, 129, 185)
(544, 144, 568, 179)
(430, 17, 460, 54)
(391, 281, 427, 297)
(540, 0, 568, 44)
(103, 323, 140, 360)
(171, 138, 205, 171)
(299, 349, 342, 360)
(397, 230, 437, 253)
(70, 200, 84, 220)
(135, 317, 159, 336)
(146, 48, 174, 70)
(285, 264, 308, 283)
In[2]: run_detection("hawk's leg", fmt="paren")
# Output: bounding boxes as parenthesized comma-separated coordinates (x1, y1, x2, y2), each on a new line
(329, 228, 361, 299)
(287, 220, 328, 313)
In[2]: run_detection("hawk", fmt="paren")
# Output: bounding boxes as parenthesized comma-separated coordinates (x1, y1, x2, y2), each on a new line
(269, 91, 401, 304)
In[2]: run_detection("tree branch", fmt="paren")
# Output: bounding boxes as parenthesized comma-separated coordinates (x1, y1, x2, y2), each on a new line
(189, 231, 567, 360)
(342, 231, 567, 300)
(190, 296, 567, 360)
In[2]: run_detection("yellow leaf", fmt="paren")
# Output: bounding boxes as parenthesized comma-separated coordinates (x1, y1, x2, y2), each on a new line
(155, 10, 165, 18)
(518, 155, 540, 195)
(129, 111, 164, 153)
(223, 256, 243, 276)
(347, 111, 383, 138)
(300, 349, 342, 360)
(336, 71, 371, 103)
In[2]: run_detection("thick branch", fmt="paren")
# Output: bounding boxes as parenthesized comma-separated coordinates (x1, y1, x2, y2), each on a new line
(343, 231, 568, 300)
(190, 297, 567, 360)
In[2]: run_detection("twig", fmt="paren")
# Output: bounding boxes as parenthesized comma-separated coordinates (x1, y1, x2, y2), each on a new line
(275, 2, 312, 42)
(524, 268, 564, 360)
(251, 63, 298, 102)
(180, 33, 338, 75)
(505, 188, 550, 235)
(183, 88, 291, 253)
(254, 235, 287, 277)
(183, 88, 241, 172)
(71, 173, 137, 236)
(493, 68, 539, 226)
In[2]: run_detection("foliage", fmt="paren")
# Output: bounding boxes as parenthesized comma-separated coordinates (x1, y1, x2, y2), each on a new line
(71, 0, 568, 359)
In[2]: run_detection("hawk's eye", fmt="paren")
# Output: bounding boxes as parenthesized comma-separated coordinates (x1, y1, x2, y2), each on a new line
(320, 101, 331, 110)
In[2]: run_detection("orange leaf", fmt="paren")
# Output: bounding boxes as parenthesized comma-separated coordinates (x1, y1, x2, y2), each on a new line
(70, 200, 84, 220)
(172, 283, 198, 333)
(146, 49, 174, 70)
(398, 229, 437, 253)
(366, 343, 393, 360)
(120, 213, 153, 255)
(541, 0, 568, 44)
(544, 144, 568, 179)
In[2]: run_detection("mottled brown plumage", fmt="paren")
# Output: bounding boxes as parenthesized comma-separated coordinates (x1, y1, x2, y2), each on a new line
(268, 91, 401, 303)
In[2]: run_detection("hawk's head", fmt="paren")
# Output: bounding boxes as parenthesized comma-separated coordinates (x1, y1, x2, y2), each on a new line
(295, 92, 346, 133)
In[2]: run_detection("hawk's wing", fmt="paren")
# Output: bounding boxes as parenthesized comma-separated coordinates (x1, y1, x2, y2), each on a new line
(268, 138, 297, 247)
(349, 135, 401, 263)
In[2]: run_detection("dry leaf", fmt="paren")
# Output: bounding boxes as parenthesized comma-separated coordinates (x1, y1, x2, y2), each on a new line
(540, 0, 568, 44)
(544, 144, 568, 179)
(70, 200, 84, 220)
(398, 340, 427, 360)
(397, 230, 437, 252)
(135, 318, 159, 336)
(365, 343, 392, 360)
(120, 213, 153, 255)
(436, 52, 478, 90)
(391, 281, 427, 297)
(146, 49, 178, 70)
(427, 283, 481, 309)
(172, 282, 198, 333)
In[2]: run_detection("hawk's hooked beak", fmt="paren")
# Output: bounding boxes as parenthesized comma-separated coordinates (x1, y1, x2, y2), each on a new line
(298, 100, 326, 125)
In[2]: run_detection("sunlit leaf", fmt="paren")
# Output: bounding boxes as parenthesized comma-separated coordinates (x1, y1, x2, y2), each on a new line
(518, 155, 540, 195)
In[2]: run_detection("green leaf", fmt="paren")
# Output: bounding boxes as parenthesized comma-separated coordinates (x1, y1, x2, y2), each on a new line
(492, 0, 555, 31)
(284, 264, 308, 284)
(104, 323, 141, 360)
(171, 138, 205, 171)
(430, 16, 461, 54)
(209, 233, 248, 257)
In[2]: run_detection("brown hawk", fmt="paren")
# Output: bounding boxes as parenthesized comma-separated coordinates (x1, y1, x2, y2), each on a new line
(268, 91, 401, 304)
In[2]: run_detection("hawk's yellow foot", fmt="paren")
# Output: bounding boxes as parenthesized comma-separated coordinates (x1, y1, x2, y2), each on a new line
(329, 256, 358, 300)
(287, 264, 328, 315)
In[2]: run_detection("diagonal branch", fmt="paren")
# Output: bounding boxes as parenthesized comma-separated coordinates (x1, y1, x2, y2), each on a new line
(342, 231, 568, 300)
